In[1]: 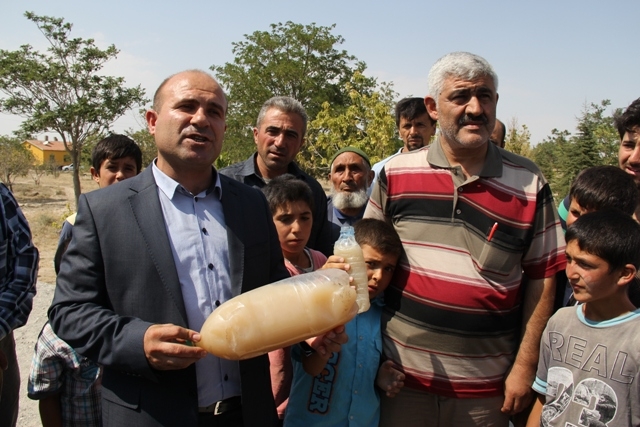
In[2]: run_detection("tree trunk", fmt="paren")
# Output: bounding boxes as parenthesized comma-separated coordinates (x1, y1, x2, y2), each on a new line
(71, 148, 81, 209)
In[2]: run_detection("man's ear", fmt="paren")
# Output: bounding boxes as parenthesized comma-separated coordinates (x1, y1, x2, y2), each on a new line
(146, 110, 158, 135)
(617, 264, 637, 287)
(367, 169, 375, 186)
(253, 127, 259, 146)
(425, 96, 438, 122)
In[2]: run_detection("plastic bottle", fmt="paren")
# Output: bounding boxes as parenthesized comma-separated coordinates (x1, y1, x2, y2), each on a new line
(333, 225, 370, 313)
(197, 268, 357, 360)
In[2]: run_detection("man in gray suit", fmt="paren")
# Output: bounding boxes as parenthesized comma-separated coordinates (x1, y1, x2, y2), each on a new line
(49, 70, 346, 427)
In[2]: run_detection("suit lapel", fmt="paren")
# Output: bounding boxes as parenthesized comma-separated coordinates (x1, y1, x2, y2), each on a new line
(221, 176, 245, 297)
(128, 168, 189, 324)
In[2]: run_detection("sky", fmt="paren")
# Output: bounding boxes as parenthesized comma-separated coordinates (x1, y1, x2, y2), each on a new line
(1, 0, 639, 146)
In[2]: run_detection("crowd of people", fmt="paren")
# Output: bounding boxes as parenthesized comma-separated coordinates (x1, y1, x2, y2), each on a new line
(1, 51, 639, 427)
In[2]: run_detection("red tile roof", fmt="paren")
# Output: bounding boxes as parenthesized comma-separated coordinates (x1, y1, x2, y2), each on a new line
(23, 139, 67, 152)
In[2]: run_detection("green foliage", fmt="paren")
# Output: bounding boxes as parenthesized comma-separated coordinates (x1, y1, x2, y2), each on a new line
(126, 126, 156, 168)
(532, 129, 571, 198)
(0, 135, 34, 190)
(0, 12, 147, 206)
(302, 72, 399, 177)
(504, 118, 533, 158)
(533, 100, 619, 200)
(211, 22, 376, 167)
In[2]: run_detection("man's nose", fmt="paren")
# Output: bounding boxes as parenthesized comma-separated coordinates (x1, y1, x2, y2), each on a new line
(273, 133, 286, 148)
(342, 169, 355, 181)
(191, 107, 208, 126)
(466, 96, 483, 116)
(345, 167, 354, 178)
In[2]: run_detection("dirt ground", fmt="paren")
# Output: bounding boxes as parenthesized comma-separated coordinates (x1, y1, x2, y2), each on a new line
(8, 171, 98, 427)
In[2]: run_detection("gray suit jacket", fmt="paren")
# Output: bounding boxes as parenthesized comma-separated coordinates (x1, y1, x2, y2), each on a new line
(49, 167, 288, 426)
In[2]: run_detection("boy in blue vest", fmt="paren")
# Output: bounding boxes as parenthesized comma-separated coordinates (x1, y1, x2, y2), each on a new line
(284, 218, 405, 427)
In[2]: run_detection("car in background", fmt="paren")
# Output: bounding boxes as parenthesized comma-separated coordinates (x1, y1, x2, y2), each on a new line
(61, 163, 74, 171)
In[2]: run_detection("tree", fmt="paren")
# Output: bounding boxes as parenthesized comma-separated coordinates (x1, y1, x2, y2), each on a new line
(0, 136, 34, 191)
(211, 22, 376, 167)
(504, 118, 533, 159)
(126, 127, 157, 167)
(532, 129, 571, 199)
(556, 101, 618, 199)
(30, 163, 47, 185)
(533, 100, 619, 200)
(0, 12, 147, 206)
(302, 72, 399, 177)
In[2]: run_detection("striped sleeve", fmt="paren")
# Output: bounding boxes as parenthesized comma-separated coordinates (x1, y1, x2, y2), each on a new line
(0, 183, 39, 339)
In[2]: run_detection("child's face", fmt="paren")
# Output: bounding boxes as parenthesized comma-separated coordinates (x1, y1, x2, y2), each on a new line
(566, 198, 593, 227)
(565, 240, 626, 304)
(91, 156, 139, 188)
(362, 244, 399, 299)
(273, 201, 313, 259)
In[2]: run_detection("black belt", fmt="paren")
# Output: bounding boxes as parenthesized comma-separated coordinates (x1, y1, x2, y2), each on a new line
(199, 396, 242, 415)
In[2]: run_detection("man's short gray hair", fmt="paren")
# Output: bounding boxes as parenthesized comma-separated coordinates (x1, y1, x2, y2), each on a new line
(427, 52, 498, 102)
(256, 96, 308, 136)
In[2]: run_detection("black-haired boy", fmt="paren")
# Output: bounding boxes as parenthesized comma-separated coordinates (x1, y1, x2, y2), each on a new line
(527, 210, 640, 427)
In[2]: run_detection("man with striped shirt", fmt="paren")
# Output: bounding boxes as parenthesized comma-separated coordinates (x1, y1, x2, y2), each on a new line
(365, 52, 566, 426)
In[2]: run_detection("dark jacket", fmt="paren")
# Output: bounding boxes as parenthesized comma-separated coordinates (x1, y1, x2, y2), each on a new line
(220, 154, 333, 256)
(49, 167, 288, 426)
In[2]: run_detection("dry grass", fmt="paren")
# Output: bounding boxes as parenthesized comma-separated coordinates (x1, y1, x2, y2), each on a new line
(9, 171, 99, 285)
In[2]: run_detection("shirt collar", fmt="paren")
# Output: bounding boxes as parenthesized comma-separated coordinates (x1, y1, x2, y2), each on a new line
(235, 154, 258, 178)
(426, 137, 503, 178)
(152, 160, 222, 200)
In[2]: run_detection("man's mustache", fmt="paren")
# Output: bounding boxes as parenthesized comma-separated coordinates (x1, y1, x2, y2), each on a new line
(458, 114, 489, 126)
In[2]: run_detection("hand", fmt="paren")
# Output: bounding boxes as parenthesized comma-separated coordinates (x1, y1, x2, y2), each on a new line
(376, 360, 405, 398)
(322, 257, 355, 288)
(322, 256, 350, 272)
(143, 324, 208, 370)
(306, 325, 348, 357)
(502, 364, 534, 415)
